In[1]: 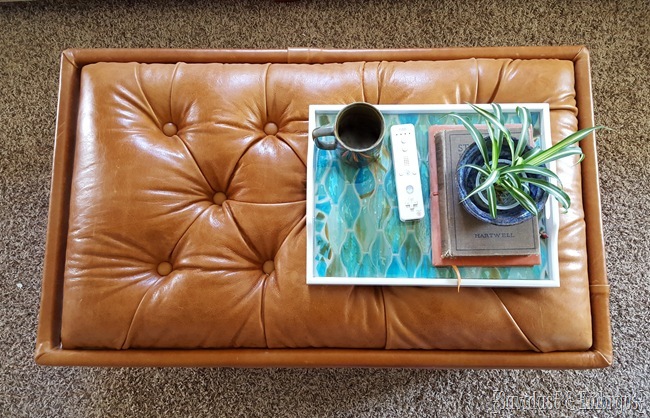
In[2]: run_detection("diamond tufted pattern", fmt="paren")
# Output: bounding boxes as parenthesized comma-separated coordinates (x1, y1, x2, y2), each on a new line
(41, 48, 610, 368)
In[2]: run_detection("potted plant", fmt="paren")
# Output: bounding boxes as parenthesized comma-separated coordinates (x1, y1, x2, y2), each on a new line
(451, 103, 604, 226)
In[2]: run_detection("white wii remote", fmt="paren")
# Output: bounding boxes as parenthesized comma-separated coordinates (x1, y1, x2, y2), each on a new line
(390, 124, 425, 222)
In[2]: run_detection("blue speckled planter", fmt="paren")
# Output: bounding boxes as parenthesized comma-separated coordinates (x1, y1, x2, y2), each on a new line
(457, 138, 549, 226)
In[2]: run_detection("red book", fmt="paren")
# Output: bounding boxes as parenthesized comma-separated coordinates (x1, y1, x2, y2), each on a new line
(428, 125, 541, 267)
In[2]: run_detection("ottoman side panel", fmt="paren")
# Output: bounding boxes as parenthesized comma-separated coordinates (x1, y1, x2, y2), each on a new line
(36, 51, 81, 356)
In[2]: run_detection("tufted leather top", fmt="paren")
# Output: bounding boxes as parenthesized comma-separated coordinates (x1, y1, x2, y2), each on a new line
(37, 48, 612, 368)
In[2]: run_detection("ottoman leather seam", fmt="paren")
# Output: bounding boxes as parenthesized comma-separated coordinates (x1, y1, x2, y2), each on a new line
(275, 134, 307, 169)
(491, 290, 542, 352)
(380, 287, 387, 349)
(260, 271, 269, 348)
(375, 61, 382, 104)
(134, 64, 162, 127)
(169, 204, 213, 260)
(229, 206, 264, 262)
(121, 275, 170, 349)
(169, 62, 181, 119)
(273, 211, 306, 259)
(487, 59, 510, 103)
(62, 50, 78, 69)
(473, 58, 479, 103)
(263, 63, 270, 125)
(175, 131, 213, 192)
(225, 136, 267, 192)
(360, 61, 366, 103)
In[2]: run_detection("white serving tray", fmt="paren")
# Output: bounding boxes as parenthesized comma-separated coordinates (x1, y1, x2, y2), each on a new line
(306, 104, 559, 287)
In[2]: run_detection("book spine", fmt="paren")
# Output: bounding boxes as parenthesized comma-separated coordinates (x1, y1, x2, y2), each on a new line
(434, 133, 454, 258)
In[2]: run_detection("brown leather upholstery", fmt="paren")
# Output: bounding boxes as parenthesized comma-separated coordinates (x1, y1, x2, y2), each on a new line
(36, 47, 612, 368)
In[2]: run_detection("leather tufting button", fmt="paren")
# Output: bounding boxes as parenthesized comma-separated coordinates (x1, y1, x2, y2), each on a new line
(263, 122, 278, 136)
(162, 122, 178, 136)
(262, 260, 275, 275)
(213, 192, 227, 205)
(157, 262, 173, 276)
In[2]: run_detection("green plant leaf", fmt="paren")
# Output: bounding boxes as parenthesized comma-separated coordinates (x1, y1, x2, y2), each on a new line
(459, 163, 490, 176)
(491, 103, 505, 126)
(463, 170, 500, 203)
(467, 103, 511, 169)
(486, 184, 498, 219)
(492, 103, 516, 161)
(522, 147, 542, 160)
(498, 164, 562, 185)
(502, 173, 535, 196)
(521, 177, 571, 211)
(515, 107, 531, 158)
(525, 147, 584, 166)
(467, 103, 512, 142)
(449, 114, 489, 163)
(461, 164, 499, 218)
(503, 137, 516, 165)
(502, 172, 521, 189)
(525, 126, 603, 166)
(491, 102, 501, 119)
(500, 181, 539, 216)
(484, 111, 497, 145)
(489, 137, 500, 170)
(554, 125, 604, 149)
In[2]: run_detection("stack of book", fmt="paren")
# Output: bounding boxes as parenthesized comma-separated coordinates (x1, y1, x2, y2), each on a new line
(428, 125, 541, 267)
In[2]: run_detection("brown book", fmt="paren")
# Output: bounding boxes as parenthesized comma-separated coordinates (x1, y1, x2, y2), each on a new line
(428, 125, 541, 267)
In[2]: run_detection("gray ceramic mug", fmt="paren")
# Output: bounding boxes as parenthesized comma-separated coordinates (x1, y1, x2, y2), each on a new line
(312, 102, 385, 166)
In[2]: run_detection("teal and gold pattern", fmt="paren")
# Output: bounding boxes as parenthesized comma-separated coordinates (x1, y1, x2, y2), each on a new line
(310, 106, 557, 286)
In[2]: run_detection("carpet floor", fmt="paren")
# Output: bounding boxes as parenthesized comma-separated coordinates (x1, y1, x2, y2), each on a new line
(1, 0, 648, 416)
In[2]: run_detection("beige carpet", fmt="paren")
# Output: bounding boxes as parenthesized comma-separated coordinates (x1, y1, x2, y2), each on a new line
(1, 0, 649, 416)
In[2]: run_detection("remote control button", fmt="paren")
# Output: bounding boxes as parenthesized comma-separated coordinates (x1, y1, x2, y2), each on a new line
(406, 185, 414, 194)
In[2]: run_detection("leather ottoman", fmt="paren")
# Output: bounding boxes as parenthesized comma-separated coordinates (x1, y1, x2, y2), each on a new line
(36, 47, 612, 368)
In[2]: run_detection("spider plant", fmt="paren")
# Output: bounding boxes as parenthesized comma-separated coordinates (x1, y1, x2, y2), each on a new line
(451, 103, 604, 220)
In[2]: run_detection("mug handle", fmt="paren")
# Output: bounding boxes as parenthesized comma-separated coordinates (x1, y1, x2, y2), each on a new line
(312, 125, 337, 150)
